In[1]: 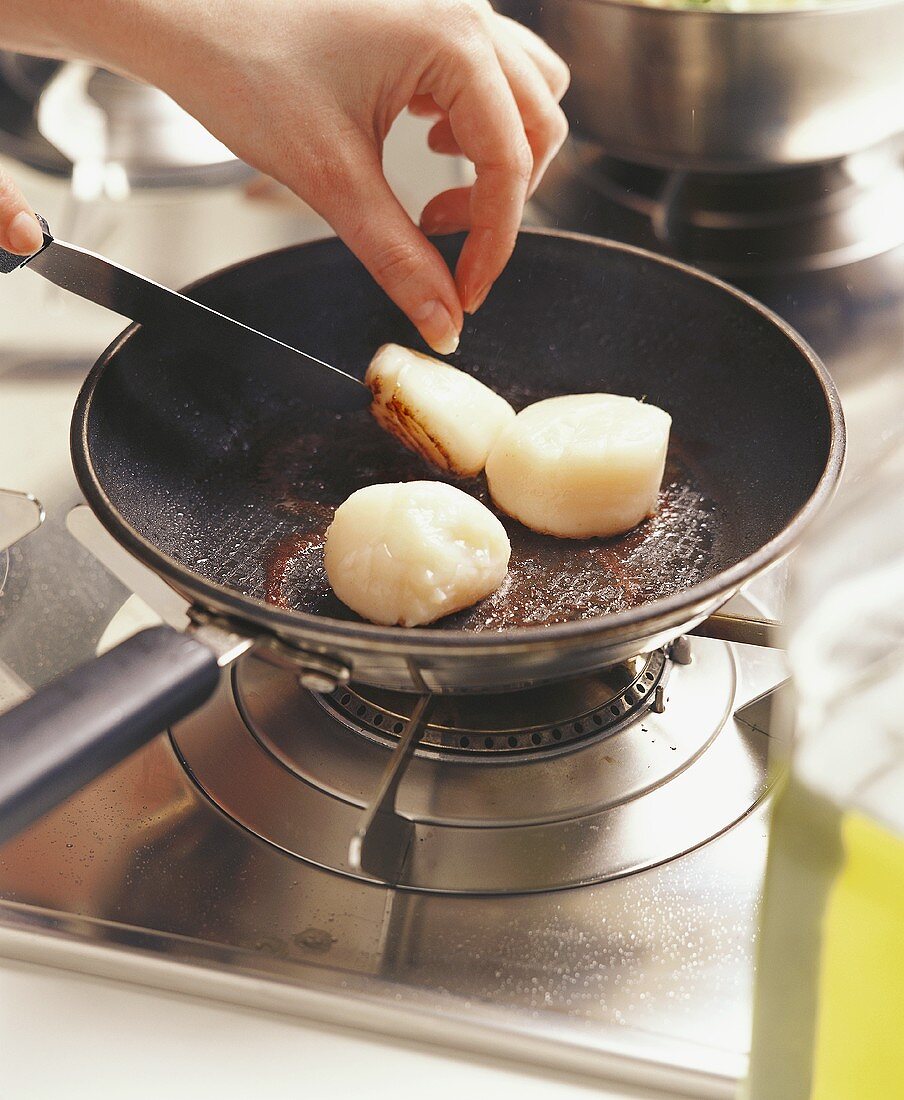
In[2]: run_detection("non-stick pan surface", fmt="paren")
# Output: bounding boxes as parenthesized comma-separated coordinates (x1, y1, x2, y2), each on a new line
(72, 230, 842, 686)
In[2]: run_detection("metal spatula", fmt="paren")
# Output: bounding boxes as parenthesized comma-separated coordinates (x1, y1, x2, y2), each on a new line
(0, 215, 371, 411)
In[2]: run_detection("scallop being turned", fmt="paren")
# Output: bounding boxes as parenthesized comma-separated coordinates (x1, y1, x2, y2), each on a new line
(485, 394, 672, 539)
(366, 343, 515, 477)
(323, 481, 511, 627)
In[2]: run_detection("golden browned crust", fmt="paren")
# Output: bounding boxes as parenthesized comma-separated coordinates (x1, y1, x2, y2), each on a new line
(367, 363, 475, 476)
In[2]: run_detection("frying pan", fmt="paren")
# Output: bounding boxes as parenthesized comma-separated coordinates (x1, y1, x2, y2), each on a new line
(0, 229, 843, 843)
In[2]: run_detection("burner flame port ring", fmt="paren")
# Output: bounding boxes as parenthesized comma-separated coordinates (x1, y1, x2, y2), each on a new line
(318, 650, 668, 760)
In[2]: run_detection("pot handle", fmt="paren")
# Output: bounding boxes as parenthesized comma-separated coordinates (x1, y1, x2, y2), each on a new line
(0, 625, 220, 845)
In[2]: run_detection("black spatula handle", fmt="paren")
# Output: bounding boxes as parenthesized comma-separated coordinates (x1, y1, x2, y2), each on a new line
(0, 625, 220, 845)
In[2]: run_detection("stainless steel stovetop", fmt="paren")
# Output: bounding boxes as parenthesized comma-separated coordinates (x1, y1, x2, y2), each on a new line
(0, 587, 785, 1100)
(0, 359, 787, 1100)
(1, 136, 902, 1099)
(0, 335, 790, 1100)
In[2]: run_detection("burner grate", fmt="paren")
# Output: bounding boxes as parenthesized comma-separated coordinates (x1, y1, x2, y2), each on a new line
(170, 637, 778, 892)
(533, 135, 904, 276)
(318, 650, 667, 759)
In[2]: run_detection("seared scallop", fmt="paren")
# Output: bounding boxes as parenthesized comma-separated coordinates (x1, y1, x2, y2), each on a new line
(366, 343, 514, 477)
(485, 394, 671, 539)
(323, 481, 511, 626)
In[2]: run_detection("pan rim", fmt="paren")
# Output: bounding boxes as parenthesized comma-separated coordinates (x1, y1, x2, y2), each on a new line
(71, 227, 845, 652)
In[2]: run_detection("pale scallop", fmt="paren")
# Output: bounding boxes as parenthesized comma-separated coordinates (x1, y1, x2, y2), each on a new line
(366, 343, 515, 477)
(323, 481, 511, 627)
(485, 394, 671, 539)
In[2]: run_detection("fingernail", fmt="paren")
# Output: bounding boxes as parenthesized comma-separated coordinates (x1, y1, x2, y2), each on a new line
(464, 283, 491, 315)
(8, 211, 44, 254)
(413, 299, 460, 355)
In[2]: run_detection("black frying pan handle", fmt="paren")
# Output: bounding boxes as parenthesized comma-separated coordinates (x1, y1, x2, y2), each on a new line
(0, 625, 220, 845)
(0, 213, 52, 273)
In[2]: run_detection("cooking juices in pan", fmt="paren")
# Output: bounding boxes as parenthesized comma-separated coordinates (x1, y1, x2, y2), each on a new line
(253, 403, 724, 631)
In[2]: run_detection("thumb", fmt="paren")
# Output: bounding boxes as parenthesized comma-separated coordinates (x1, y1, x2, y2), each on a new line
(0, 168, 43, 255)
(299, 138, 463, 356)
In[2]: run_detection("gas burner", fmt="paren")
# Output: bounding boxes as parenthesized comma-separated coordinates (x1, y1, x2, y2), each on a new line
(533, 136, 904, 277)
(321, 650, 668, 758)
(172, 637, 772, 894)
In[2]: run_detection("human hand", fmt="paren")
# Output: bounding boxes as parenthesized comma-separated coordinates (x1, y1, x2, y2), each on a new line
(0, 166, 44, 255)
(133, 0, 569, 354)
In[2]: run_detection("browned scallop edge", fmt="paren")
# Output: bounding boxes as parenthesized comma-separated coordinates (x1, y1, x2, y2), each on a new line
(367, 372, 471, 476)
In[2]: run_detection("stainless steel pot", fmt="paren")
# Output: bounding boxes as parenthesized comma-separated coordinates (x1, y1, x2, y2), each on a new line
(510, 0, 904, 170)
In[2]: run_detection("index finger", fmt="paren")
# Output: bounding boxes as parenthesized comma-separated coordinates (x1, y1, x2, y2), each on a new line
(428, 43, 532, 313)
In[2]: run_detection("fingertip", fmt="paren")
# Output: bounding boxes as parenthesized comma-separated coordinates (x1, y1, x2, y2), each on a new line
(420, 188, 472, 238)
(427, 119, 461, 157)
(462, 282, 491, 316)
(412, 298, 462, 356)
(430, 328, 461, 356)
(455, 226, 504, 314)
(4, 210, 43, 255)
